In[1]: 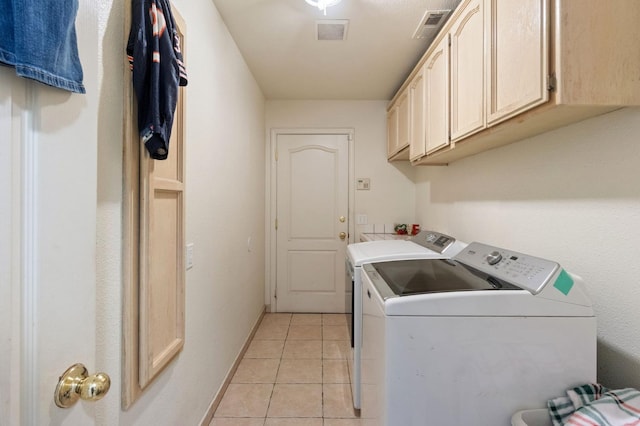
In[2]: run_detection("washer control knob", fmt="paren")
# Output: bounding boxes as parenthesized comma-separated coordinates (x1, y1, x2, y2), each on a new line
(486, 251, 503, 265)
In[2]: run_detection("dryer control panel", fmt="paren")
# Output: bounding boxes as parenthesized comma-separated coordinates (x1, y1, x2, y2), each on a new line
(454, 242, 560, 294)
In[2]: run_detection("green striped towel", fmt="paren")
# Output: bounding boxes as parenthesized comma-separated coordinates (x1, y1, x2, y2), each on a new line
(548, 383, 640, 425)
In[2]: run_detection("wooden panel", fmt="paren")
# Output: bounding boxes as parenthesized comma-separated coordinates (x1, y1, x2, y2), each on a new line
(556, 0, 640, 105)
(139, 88, 186, 387)
(450, 0, 485, 141)
(409, 67, 426, 161)
(425, 36, 450, 155)
(123, 2, 187, 405)
(148, 191, 181, 355)
(396, 90, 410, 152)
(386, 107, 398, 158)
(487, 0, 548, 125)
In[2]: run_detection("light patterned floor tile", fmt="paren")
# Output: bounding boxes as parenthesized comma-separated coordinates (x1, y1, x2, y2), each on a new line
(214, 384, 273, 418)
(254, 322, 289, 340)
(323, 420, 365, 426)
(323, 340, 350, 359)
(282, 339, 322, 359)
(291, 313, 322, 325)
(261, 313, 292, 324)
(265, 418, 322, 426)
(323, 325, 349, 341)
(210, 418, 265, 426)
(323, 384, 357, 418)
(322, 313, 347, 325)
(231, 358, 280, 384)
(287, 325, 322, 340)
(267, 384, 323, 417)
(244, 339, 285, 359)
(276, 359, 322, 383)
(323, 359, 349, 383)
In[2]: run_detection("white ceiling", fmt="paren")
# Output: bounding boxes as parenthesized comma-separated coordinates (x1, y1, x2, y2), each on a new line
(212, 0, 462, 100)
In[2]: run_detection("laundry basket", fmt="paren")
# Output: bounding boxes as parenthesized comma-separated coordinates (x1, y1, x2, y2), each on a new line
(511, 409, 552, 426)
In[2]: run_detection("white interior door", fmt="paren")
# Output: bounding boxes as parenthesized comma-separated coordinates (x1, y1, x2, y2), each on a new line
(1, 69, 100, 425)
(275, 133, 349, 313)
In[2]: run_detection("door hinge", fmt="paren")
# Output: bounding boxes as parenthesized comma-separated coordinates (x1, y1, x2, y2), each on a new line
(275, 218, 278, 230)
(274, 288, 277, 299)
(348, 134, 353, 142)
(547, 73, 557, 92)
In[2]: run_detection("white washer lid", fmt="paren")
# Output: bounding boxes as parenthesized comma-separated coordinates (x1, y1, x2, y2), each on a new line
(348, 240, 437, 266)
(348, 239, 467, 266)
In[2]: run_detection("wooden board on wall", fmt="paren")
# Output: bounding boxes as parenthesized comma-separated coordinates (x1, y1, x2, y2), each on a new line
(122, 2, 187, 408)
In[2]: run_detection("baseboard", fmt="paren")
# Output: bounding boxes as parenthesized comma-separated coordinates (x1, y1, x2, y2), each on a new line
(199, 306, 266, 426)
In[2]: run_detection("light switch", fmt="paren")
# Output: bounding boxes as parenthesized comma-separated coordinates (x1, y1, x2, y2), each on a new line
(356, 178, 370, 190)
(186, 243, 194, 270)
(356, 214, 368, 225)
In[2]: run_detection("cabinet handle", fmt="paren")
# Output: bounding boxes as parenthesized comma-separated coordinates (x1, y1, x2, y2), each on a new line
(367, 290, 371, 299)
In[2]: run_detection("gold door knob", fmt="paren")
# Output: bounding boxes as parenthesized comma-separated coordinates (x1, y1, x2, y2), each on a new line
(54, 363, 111, 408)
(339, 232, 347, 240)
(339, 216, 346, 223)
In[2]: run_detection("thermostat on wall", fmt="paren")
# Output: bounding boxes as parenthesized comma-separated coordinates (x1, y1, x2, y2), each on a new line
(357, 178, 370, 190)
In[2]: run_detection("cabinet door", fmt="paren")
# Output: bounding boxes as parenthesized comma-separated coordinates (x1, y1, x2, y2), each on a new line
(396, 90, 410, 152)
(386, 106, 398, 158)
(425, 35, 450, 155)
(409, 67, 426, 161)
(487, 0, 549, 125)
(450, 0, 485, 141)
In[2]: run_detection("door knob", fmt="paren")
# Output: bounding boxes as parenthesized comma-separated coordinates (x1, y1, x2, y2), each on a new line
(54, 363, 111, 408)
(339, 216, 346, 223)
(339, 232, 347, 240)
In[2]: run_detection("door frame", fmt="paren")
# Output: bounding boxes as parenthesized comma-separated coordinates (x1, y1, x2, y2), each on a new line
(266, 128, 355, 312)
(1, 70, 31, 426)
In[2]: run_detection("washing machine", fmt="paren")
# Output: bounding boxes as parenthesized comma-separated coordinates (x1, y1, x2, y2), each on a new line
(360, 242, 596, 426)
(345, 230, 467, 409)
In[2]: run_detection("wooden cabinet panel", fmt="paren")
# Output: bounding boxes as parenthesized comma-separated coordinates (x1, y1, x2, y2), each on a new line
(450, 0, 485, 141)
(139, 97, 186, 388)
(123, 3, 187, 406)
(487, 0, 548, 125)
(386, 107, 398, 158)
(409, 67, 426, 161)
(387, 89, 410, 160)
(396, 91, 410, 152)
(425, 35, 450, 155)
(390, 0, 640, 166)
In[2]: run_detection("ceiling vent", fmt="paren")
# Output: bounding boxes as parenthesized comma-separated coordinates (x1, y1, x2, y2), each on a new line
(412, 9, 451, 39)
(316, 20, 349, 41)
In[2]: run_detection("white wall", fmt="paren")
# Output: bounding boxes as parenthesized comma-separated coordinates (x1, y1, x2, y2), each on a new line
(414, 107, 640, 389)
(95, 0, 267, 424)
(266, 100, 417, 238)
(0, 67, 17, 425)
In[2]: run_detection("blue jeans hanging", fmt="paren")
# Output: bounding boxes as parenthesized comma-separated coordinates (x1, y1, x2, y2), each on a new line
(0, 0, 85, 93)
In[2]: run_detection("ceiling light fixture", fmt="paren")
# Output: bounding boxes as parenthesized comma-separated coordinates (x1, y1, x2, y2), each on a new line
(305, 0, 342, 16)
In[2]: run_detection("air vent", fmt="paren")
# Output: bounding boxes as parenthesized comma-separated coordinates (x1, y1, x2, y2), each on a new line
(412, 9, 451, 39)
(316, 20, 349, 41)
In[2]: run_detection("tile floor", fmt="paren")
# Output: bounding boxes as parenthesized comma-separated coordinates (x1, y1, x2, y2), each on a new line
(211, 313, 362, 426)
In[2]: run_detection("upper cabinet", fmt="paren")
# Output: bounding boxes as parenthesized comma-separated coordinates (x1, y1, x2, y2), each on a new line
(450, 0, 485, 141)
(387, 87, 410, 160)
(409, 66, 426, 161)
(387, 0, 640, 165)
(486, 0, 548, 125)
(424, 35, 450, 155)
